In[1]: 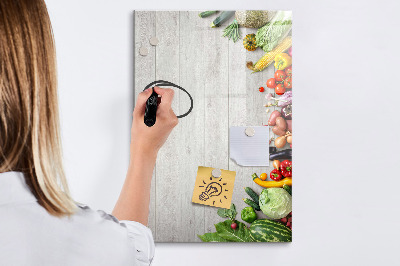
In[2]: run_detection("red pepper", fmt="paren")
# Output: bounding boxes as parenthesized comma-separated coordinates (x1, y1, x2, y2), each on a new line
(280, 160, 292, 178)
(270, 169, 282, 181)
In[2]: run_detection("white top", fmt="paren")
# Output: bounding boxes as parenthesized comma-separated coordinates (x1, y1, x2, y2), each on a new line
(0, 171, 155, 266)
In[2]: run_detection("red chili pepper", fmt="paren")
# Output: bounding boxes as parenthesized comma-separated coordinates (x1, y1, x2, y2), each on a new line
(270, 169, 282, 181)
(280, 160, 292, 178)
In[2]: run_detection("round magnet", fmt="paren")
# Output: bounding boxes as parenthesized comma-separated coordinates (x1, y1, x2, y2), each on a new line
(211, 169, 222, 178)
(245, 127, 255, 137)
(149, 36, 159, 46)
(139, 47, 148, 56)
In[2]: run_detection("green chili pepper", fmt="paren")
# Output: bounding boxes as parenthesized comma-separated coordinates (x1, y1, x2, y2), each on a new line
(241, 207, 257, 223)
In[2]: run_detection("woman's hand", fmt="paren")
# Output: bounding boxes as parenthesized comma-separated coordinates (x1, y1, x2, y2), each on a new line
(130, 86, 178, 161)
(112, 87, 178, 225)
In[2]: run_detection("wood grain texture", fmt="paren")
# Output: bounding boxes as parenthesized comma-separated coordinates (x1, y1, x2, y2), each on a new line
(133, 11, 157, 236)
(178, 11, 206, 242)
(134, 11, 286, 242)
(154, 11, 181, 242)
(202, 13, 230, 235)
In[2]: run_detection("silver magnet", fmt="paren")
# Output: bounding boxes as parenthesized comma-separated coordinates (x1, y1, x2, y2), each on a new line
(245, 127, 255, 137)
(149, 36, 159, 46)
(211, 169, 222, 178)
(139, 47, 148, 56)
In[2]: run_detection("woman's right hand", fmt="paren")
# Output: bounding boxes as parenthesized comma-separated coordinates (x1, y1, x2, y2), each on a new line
(113, 87, 177, 224)
(130, 86, 178, 161)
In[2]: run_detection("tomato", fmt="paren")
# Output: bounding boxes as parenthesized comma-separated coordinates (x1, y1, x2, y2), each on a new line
(266, 78, 276, 89)
(285, 66, 292, 77)
(259, 87, 265, 92)
(275, 84, 286, 95)
(274, 70, 286, 82)
(284, 76, 292, 89)
(260, 173, 268, 181)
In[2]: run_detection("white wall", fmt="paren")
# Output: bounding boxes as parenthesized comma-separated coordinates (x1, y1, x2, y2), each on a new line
(46, 0, 400, 265)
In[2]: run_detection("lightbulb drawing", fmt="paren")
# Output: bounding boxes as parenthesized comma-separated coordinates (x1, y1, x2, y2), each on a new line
(199, 182, 222, 201)
(192, 167, 235, 209)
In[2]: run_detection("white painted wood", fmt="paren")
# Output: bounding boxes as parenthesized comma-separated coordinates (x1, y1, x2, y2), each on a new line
(134, 11, 287, 242)
(154, 11, 181, 242)
(178, 11, 207, 242)
(134, 11, 157, 236)
(202, 14, 230, 235)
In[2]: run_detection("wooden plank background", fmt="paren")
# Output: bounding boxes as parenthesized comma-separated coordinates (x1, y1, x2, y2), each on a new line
(134, 11, 281, 242)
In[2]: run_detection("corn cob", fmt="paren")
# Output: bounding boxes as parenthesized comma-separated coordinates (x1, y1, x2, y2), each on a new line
(246, 36, 292, 72)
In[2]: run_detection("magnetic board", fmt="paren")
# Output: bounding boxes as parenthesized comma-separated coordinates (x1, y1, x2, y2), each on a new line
(134, 11, 292, 242)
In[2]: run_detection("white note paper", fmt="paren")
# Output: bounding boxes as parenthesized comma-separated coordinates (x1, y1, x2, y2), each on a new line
(229, 126, 269, 166)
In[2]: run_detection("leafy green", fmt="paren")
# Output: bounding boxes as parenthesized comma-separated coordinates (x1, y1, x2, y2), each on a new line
(215, 220, 253, 242)
(217, 203, 237, 221)
(255, 11, 292, 52)
(197, 232, 230, 242)
(217, 208, 228, 218)
(198, 204, 254, 242)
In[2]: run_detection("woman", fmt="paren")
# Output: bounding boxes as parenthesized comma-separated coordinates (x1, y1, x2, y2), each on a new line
(0, 0, 177, 265)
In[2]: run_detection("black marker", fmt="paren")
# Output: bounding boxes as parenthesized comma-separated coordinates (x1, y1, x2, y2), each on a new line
(142, 80, 194, 127)
(144, 88, 158, 127)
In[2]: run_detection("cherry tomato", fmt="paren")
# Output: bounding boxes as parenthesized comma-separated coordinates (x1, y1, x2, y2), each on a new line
(260, 173, 268, 181)
(284, 76, 292, 89)
(259, 87, 265, 92)
(285, 66, 292, 77)
(274, 70, 286, 82)
(275, 84, 286, 95)
(231, 223, 237, 229)
(266, 78, 276, 89)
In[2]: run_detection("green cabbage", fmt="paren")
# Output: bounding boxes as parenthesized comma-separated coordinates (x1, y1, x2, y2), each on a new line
(259, 188, 292, 219)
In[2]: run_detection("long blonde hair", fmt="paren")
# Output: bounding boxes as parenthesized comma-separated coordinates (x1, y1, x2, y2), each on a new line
(0, 0, 76, 216)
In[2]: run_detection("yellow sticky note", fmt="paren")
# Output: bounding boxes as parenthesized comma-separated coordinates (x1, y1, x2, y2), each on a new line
(192, 166, 236, 209)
